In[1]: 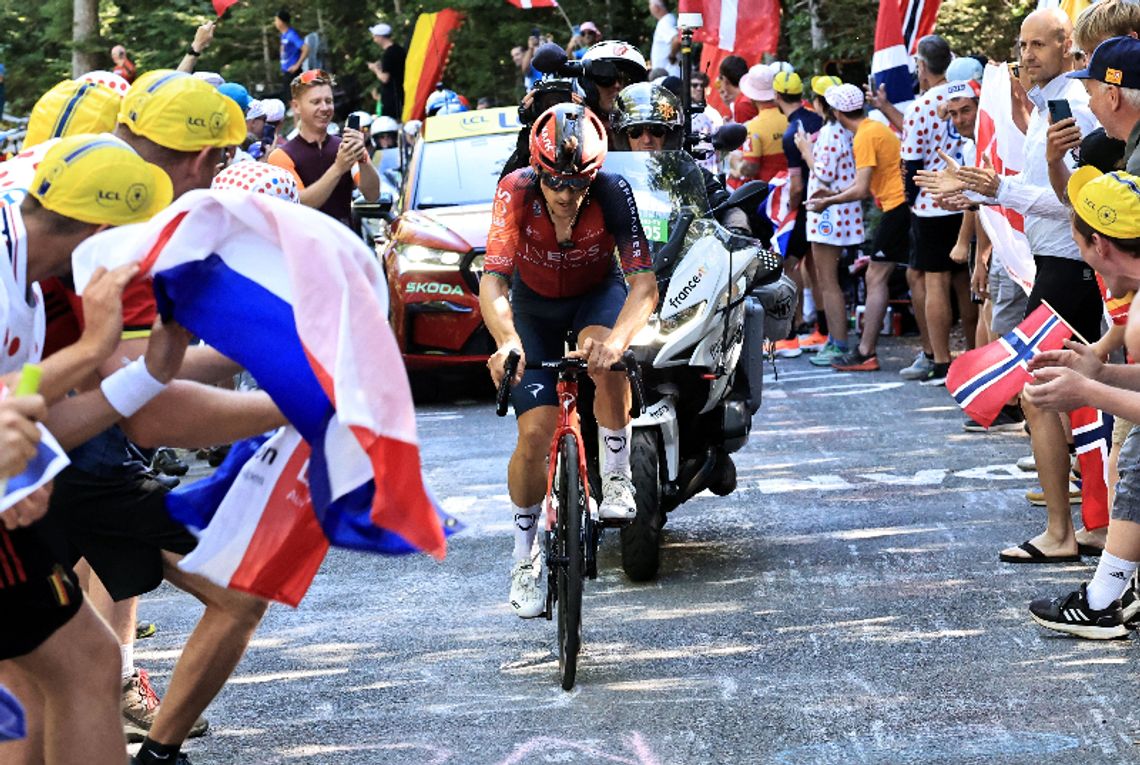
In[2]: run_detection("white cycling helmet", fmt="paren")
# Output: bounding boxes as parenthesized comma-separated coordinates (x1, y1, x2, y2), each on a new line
(260, 98, 287, 123)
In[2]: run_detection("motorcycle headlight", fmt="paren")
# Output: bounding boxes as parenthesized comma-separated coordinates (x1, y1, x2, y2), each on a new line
(659, 300, 706, 334)
(398, 244, 463, 272)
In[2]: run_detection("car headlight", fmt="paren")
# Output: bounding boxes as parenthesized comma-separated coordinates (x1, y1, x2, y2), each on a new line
(398, 244, 463, 272)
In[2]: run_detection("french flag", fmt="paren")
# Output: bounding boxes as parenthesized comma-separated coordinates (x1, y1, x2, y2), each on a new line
(763, 170, 796, 258)
(975, 62, 1035, 292)
(0, 425, 68, 513)
(946, 304, 1072, 428)
(1071, 406, 1112, 532)
(70, 190, 456, 605)
(871, 0, 916, 107)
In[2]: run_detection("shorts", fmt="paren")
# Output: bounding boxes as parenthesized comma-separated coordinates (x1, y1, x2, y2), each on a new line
(48, 468, 198, 602)
(786, 209, 809, 260)
(0, 524, 83, 660)
(1025, 255, 1103, 344)
(987, 260, 1030, 337)
(1113, 424, 1140, 522)
(869, 204, 911, 264)
(509, 272, 627, 417)
(909, 213, 965, 273)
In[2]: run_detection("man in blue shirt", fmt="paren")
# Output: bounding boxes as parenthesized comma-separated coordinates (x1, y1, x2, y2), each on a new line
(274, 9, 309, 79)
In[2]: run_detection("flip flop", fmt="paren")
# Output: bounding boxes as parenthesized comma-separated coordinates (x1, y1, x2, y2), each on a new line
(1077, 542, 1104, 557)
(999, 540, 1082, 564)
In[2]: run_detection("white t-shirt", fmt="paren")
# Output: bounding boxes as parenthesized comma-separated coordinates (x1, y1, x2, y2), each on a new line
(900, 82, 965, 218)
(651, 13, 679, 77)
(0, 194, 46, 375)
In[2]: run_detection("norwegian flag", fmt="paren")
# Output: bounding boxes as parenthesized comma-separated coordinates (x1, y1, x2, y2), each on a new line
(871, 0, 917, 107)
(764, 171, 796, 257)
(947, 304, 1073, 428)
(1071, 406, 1113, 531)
(505, 0, 558, 7)
(900, 0, 941, 52)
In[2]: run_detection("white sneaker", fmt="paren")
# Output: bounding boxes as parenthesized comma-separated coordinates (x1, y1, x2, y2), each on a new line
(508, 558, 544, 618)
(599, 473, 637, 522)
(899, 350, 934, 380)
(1016, 454, 1036, 472)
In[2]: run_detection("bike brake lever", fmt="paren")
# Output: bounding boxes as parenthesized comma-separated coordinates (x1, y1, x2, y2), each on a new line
(495, 349, 521, 417)
(621, 350, 646, 417)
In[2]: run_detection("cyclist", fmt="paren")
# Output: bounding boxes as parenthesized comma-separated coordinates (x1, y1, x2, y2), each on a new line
(481, 103, 657, 618)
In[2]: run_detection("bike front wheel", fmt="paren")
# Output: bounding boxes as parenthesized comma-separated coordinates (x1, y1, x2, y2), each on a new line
(555, 432, 584, 690)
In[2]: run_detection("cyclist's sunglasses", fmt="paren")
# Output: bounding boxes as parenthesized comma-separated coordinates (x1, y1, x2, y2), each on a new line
(627, 124, 667, 140)
(540, 171, 591, 191)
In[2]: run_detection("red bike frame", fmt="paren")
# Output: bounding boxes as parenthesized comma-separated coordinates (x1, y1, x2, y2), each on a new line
(543, 376, 592, 533)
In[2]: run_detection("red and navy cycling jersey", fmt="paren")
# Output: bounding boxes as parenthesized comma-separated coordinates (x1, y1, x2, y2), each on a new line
(485, 168, 652, 299)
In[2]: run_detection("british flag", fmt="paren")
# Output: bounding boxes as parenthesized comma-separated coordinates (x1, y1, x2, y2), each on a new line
(1072, 406, 1113, 531)
(946, 304, 1073, 428)
(764, 171, 796, 258)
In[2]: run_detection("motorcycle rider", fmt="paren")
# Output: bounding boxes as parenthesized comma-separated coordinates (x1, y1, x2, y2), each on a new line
(579, 40, 649, 142)
(612, 81, 751, 234)
(481, 104, 657, 617)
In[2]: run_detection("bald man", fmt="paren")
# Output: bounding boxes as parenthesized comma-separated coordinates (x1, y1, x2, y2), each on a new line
(111, 44, 136, 83)
(957, 8, 1102, 563)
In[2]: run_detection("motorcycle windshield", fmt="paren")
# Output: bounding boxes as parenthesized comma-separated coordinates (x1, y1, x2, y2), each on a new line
(604, 151, 710, 251)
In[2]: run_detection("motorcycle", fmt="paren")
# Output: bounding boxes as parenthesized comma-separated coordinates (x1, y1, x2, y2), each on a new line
(597, 150, 795, 581)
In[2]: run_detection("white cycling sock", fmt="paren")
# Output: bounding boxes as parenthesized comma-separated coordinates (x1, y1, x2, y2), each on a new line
(512, 503, 541, 562)
(121, 643, 135, 683)
(1086, 551, 1138, 610)
(600, 425, 632, 478)
(801, 289, 816, 326)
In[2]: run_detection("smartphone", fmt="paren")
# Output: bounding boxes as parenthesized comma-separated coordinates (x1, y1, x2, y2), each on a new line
(1008, 62, 1021, 79)
(346, 113, 361, 132)
(1047, 98, 1072, 123)
(867, 74, 876, 94)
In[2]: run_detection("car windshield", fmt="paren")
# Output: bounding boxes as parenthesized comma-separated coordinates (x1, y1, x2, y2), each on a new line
(413, 133, 517, 209)
(603, 151, 710, 247)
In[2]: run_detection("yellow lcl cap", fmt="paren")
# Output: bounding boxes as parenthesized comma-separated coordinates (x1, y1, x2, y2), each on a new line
(1068, 165, 1140, 240)
(29, 134, 174, 226)
(118, 70, 247, 152)
(25, 79, 122, 149)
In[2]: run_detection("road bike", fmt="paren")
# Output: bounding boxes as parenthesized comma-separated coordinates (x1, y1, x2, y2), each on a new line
(496, 349, 644, 689)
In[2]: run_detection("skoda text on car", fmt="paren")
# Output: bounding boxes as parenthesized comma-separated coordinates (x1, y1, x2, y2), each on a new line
(380, 106, 520, 370)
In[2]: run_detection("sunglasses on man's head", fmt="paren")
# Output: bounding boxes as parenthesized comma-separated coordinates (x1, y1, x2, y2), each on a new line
(540, 171, 591, 191)
(294, 68, 334, 87)
(627, 124, 667, 140)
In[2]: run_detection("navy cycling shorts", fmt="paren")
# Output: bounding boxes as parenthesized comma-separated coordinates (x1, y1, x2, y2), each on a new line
(509, 272, 628, 416)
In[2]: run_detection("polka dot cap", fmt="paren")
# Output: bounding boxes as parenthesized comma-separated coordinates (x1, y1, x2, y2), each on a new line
(78, 70, 131, 96)
(211, 162, 300, 204)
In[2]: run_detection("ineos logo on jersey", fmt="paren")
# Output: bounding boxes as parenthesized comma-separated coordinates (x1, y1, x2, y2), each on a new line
(668, 266, 707, 310)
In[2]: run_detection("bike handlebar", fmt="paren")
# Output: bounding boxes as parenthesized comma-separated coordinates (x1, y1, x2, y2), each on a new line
(493, 349, 646, 419)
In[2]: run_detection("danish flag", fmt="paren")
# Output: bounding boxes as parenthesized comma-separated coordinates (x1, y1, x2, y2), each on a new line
(946, 304, 1073, 428)
(1072, 407, 1113, 531)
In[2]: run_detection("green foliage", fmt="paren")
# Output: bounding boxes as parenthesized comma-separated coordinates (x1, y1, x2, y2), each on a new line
(937, 0, 1035, 62)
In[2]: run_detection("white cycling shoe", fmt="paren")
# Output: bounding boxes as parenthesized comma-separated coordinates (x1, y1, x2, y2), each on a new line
(598, 473, 637, 522)
(509, 558, 544, 618)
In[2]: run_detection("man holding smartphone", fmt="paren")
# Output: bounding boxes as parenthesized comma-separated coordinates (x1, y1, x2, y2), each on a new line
(268, 69, 380, 228)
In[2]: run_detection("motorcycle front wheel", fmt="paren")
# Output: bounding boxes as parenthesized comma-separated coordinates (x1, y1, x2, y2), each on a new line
(621, 428, 664, 582)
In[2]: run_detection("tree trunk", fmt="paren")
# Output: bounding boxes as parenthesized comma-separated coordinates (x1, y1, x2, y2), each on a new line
(72, 0, 99, 76)
(807, 0, 827, 50)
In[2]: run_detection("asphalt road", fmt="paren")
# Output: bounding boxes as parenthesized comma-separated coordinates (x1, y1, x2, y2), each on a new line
(134, 336, 1140, 765)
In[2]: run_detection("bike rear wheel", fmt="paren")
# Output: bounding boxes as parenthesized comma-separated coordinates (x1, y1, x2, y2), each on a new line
(555, 433, 584, 690)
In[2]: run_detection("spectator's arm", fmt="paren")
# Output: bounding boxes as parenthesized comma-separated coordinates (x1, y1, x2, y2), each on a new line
(355, 150, 381, 203)
(994, 174, 1072, 219)
(176, 21, 216, 73)
(807, 167, 872, 209)
(787, 169, 804, 211)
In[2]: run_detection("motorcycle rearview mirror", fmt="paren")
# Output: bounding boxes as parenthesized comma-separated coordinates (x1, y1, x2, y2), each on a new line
(353, 193, 395, 219)
(711, 180, 769, 216)
(711, 122, 747, 151)
(652, 210, 695, 276)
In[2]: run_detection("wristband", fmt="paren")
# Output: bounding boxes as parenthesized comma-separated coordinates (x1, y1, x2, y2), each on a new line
(187, 46, 201, 57)
(100, 359, 167, 418)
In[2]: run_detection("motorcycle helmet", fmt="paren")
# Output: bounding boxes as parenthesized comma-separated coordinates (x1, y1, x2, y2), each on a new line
(580, 40, 648, 86)
(529, 103, 608, 180)
(373, 115, 399, 134)
(426, 88, 469, 116)
(611, 82, 683, 151)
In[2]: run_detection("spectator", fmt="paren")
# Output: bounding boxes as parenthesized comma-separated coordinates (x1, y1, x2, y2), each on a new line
(274, 9, 309, 88)
(688, 71, 724, 172)
(955, 8, 1100, 564)
(735, 64, 789, 184)
(717, 55, 758, 124)
(176, 21, 216, 74)
(648, 0, 680, 77)
(268, 69, 380, 227)
(511, 31, 544, 93)
(367, 22, 406, 120)
(1069, 36, 1140, 172)
(567, 21, 602, 59)
(110, 44, 136, 83)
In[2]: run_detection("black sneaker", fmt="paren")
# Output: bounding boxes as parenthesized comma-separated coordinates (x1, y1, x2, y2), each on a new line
(918, 362, 951, 387)
(1121, 571, 1140, 628)
(963, 405, 1025, 432)
(1028, 583, 1130, 639)
(152, 447, 189, 476)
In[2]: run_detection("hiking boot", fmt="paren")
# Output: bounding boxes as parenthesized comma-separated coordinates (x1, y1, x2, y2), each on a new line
(798, 328, 829, 352)
(123, 669, 209, 743)
(1025, 480, 1082, 506)
(808, 340, 847, 366)
(772, 337, 803, 358)
(918, 362, 951, 387)
(152, 448, 189, 476)
(831, 348, 879, 372)
(599, 473, 637, 522)
(508, 558, 544, 618)
(899, 350, 934, 380)
(1029, 583, 1129, 640)
(963, 405, 1025, 432)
